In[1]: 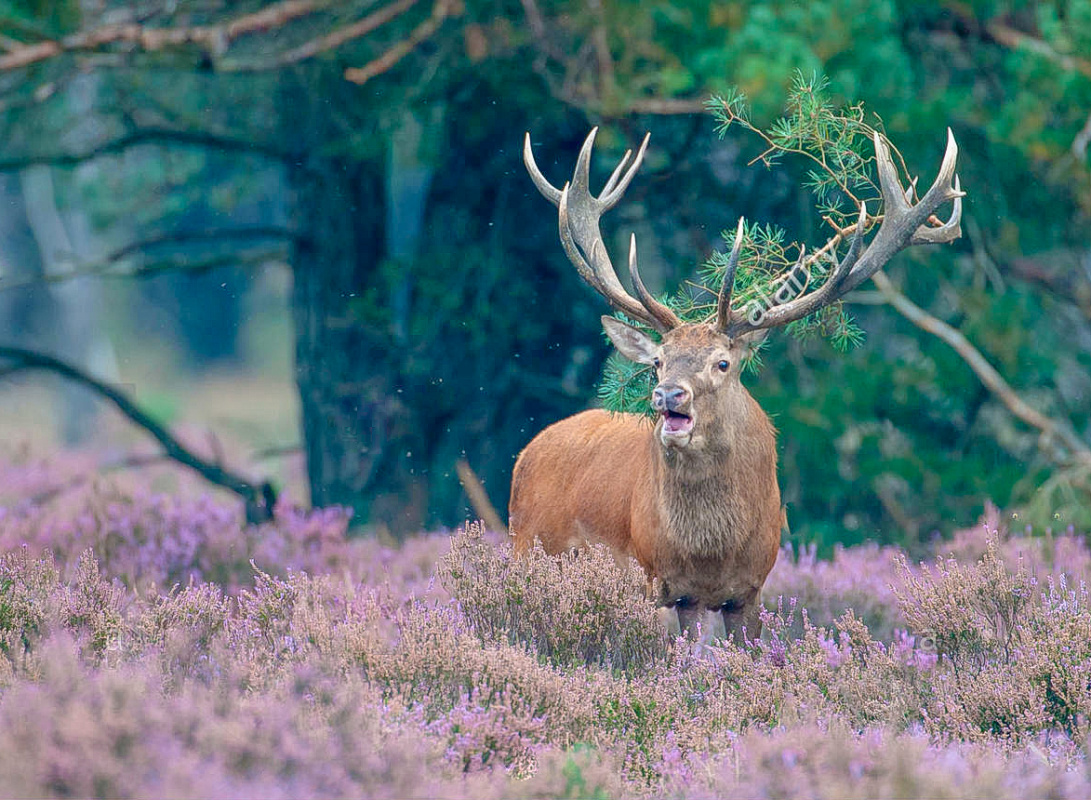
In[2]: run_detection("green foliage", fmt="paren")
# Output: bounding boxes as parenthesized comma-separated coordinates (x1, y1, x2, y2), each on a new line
(0, 0, 79, 38)
(597, 350, 656, 417)
(709, 72, 882, 222)
(598, 73, 874, 417)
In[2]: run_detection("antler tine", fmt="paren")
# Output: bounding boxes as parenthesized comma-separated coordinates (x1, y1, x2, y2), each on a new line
(715, 218, 746, 332)
(724, 128, 963, 337)
(835, 128, 962, 294)
(728, 203, 864, 336)
(570, 126, 601, 201)
(602, 147, 633, 197)
(725, 201, 867, 336)
(837, 201, 869, 273)
(911, 174, 962, 245)
(628, 234, 682, 330)
(523, 132, 563, 207)
(601, 133, 650, 208)
(558, 182, 670, 332)
(526, 128, 677, 333)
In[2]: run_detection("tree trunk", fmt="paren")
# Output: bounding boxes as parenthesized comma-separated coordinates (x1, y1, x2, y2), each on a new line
(277, 74, 603, 536)
(280, 72, 427, 535)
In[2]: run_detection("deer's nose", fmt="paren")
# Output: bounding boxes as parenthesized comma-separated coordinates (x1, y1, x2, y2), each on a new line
(653, 385, 688, 411)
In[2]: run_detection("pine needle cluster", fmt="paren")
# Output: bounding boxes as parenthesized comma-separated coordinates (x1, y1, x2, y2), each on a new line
(599, 72, 895, 417)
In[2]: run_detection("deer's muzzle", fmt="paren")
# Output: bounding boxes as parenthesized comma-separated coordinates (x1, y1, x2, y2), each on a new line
(653, 384, 694, 438)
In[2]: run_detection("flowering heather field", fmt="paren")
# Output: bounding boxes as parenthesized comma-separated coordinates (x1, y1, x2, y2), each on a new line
(3, 455, 1091, 797)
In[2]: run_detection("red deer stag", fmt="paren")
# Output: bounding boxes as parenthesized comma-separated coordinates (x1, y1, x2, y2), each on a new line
(510, 126, 962, 639)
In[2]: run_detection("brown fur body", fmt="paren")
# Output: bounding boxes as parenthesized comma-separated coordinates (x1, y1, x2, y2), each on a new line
(508, 324, 783, 638)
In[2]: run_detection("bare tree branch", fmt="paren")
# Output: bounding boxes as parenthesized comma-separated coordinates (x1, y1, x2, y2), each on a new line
(0, 0, 325, 71)
(344, 0, 454, 84)
(516, 0, 705, 117)
(0, 346, 277, 522)
(984, 19, 1091, 80)
(0, 0, 452, 80)
(255, 0, 422, 70)
(867, 272, 1091, 468)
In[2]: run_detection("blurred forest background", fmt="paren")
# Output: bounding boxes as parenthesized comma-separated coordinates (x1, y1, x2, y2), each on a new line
(0, 0, 1088, 553)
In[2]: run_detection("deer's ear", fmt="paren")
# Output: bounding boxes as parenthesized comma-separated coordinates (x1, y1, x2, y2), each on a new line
(737, 329, 770, 350)
(601, 316, 658, 365)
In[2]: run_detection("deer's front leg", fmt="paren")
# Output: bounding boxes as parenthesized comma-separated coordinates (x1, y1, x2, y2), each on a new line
(720, 592, 762, 644)
(675, 597, 706, 639)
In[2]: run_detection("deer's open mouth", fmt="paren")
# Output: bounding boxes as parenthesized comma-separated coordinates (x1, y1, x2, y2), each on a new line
(661, 410, 694, 436)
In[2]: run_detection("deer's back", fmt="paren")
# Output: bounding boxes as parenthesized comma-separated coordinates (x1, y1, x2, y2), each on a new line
(508, 408, 655, 559)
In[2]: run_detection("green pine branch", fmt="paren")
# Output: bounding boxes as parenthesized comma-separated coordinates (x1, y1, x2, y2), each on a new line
(598, 72, 901, 417)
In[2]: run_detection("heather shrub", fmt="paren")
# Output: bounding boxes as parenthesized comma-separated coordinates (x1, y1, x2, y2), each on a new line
(0, 547, 127, 676)
(894, 529, 1091, 744)
(670, 721, 1087, 799)
(140, 581, 231, 687)
(897, 534, 1034, 672)
(360, 597, 591, 731)
(438, 521, 669, 672)
(414, 690, 548, 775)
(675, 600, 932, 740)
(61, 549, 128, 659)
(0, 488, 356, 591)
(0, 635, 452, 799)
(0, 546, 58, 675)
(766, 542, 908, 639)
(499, 746, 626, 799)
(226, 567, 362, 690)
(5, 492, 1091, 795)
(351, 532, 451, 602)
(1021, 576, 1091, 738)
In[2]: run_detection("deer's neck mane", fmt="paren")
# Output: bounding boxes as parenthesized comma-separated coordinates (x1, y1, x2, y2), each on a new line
(653, 395, 776, 557)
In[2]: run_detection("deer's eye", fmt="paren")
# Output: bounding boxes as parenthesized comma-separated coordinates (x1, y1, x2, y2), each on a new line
(653, 357, 661, 369)
(717, 360, 730, 372)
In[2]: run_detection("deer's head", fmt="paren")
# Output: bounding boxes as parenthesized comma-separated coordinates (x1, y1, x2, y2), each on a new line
(601, 316, 758, 451)
(524, 127, 962, 454)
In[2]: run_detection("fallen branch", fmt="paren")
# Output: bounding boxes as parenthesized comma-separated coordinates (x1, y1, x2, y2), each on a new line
(0, 346, 277, 523)
(456, 459, 507, 535)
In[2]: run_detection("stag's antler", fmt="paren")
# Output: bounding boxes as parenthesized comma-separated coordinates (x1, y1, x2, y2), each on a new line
(523, 128, 681, 333)
(720, 130, 963, 337)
